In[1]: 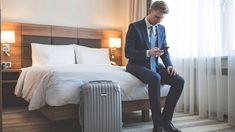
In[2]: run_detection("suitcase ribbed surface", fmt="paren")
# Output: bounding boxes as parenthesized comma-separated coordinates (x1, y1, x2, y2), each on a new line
(80, 81, 122, 132)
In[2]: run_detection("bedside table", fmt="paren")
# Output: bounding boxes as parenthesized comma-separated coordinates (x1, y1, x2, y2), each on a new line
(2, 69, 28, 107)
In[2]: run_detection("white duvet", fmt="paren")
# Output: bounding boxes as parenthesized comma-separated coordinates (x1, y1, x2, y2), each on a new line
(15, 64, 169, 111)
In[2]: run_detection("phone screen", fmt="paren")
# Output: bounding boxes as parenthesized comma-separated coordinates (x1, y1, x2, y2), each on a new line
(161, 46, 169, 51)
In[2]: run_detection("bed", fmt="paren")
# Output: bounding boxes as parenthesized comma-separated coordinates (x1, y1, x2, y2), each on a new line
(15, 63, 169, 121)
(4, 22, 169, 122)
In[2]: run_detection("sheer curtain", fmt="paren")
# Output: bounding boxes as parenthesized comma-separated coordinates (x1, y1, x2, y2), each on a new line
(227, 0, 235, 126)
(228, 51, 235, 126)
(129, 0, 147, 23)
(151, 0, 235, 125)
(122, 0, 147, 65)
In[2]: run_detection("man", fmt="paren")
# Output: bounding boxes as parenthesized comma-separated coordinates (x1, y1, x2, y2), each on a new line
(125, 1, 184, 132)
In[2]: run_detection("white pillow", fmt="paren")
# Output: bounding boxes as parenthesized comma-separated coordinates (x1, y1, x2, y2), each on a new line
(31, 43, 75, 66)
(73, 44, 110, 64)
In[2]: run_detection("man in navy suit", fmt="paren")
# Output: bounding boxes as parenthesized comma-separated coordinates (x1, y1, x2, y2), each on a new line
(125, 1, 184, 132)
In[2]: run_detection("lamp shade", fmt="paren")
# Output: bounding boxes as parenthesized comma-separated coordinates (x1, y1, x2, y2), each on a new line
(109, 37, 121, 48)
(1, 31, 16, 43)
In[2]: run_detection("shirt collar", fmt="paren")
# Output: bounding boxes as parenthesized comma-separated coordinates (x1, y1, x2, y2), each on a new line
(145, 17, 156, 29)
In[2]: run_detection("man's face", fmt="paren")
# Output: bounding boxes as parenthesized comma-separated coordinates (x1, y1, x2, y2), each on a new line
(147, 10, 165, 25)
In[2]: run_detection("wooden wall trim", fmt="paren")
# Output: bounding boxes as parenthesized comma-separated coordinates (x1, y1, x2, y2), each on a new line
(101, 29, 122, 47)
(22, 23, 51, 36)
(1, 22, 22, 69)
(52, 26, 77, 38)
(77, 28, 102, 39)
(20, 23, 104, 39)
(101, 29, 122, 65)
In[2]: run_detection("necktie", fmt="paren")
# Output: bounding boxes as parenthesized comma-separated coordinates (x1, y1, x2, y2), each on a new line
(150, 26, 156, 72)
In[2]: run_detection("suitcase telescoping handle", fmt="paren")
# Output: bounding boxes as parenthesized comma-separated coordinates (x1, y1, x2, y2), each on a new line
(89, 80, 112, 83)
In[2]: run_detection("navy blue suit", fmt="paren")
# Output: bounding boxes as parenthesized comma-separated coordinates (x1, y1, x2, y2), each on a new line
(125, 19, 184, 128)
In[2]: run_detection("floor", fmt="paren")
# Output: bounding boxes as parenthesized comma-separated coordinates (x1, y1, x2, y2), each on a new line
(2, 106, 235, 132)
(123, 112, 235, 132)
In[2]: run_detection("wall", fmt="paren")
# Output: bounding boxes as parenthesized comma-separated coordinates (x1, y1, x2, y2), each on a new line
(1, 0, 124, 29)
(1, 0, 130, 65)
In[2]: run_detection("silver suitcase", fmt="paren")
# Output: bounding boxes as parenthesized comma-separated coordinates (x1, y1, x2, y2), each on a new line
(80, 80, 122, 132)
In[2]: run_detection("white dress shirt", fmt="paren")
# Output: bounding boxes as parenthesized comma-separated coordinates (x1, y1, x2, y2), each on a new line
(145, 17, 158, 57)
(145, 17, 157, 42)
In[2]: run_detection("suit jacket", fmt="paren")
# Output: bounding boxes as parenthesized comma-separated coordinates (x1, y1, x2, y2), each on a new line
(125, 18, 173, 69)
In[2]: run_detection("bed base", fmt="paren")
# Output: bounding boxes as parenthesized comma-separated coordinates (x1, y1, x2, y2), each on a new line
(40, 97, 166, 122)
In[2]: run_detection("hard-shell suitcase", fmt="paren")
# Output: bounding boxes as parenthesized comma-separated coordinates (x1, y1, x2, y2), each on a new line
(80, 80, 122, 132)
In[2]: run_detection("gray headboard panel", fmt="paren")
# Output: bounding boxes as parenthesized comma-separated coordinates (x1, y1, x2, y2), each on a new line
(79, 39, 101, 48)
(52, 37, 78, 45)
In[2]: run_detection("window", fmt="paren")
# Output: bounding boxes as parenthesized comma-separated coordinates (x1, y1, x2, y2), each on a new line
(151, 0, 234, 58)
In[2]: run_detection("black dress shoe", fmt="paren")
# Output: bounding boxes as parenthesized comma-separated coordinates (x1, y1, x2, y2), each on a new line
(163, 121, 181, 132)
(152, 127, 164, 132)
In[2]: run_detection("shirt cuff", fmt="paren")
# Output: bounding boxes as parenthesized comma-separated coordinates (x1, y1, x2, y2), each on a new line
(146, 50, 150, 57)
(167, 66, 173, 69)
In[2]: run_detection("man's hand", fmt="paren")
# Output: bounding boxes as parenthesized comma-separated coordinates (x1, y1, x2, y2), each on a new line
(149, 47, 164, 57)
(167, 66, 177, 76)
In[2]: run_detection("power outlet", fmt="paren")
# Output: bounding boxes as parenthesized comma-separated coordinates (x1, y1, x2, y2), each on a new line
(1, 62, 12, 69)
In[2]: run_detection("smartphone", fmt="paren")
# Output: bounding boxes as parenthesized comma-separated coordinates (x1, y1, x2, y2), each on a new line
(161, 46, 169, 51)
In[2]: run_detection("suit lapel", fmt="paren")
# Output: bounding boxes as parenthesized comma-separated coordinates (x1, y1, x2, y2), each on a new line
(140, 19, 150, 49)
(156, 25, 162, 48)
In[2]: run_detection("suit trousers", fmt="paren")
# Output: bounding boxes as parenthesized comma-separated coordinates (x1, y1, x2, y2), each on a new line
(126, 64, 184, 128)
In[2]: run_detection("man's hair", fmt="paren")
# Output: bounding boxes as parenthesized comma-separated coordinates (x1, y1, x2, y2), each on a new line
(149, 1, 169, 14)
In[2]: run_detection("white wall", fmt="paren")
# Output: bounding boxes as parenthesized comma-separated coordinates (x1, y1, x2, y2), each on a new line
(1, 0, 125, 29)
(1, 0, 131, 65)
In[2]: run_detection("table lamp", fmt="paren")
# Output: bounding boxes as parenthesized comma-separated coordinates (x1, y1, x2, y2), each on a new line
(109, 37, 121, 59)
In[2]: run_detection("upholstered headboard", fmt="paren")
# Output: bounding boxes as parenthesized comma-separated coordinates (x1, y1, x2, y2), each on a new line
(1, 22, 122, 68)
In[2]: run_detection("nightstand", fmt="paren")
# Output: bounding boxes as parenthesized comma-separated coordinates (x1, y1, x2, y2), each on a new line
(2, 69, 28, 107)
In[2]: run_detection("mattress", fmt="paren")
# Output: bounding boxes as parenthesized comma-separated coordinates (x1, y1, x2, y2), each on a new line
(15, 64, 170, 110)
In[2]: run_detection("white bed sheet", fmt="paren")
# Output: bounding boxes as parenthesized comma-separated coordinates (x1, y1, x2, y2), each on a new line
(15, 64, 170, 111)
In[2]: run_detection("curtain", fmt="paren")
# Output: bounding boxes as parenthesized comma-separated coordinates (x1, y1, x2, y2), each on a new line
(129, 0, 147, 23)
(228, 52, 235, 125)
(227, 0, 235, 126)
(151, 0, 235, 125)
(122, 0, 147, 65)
